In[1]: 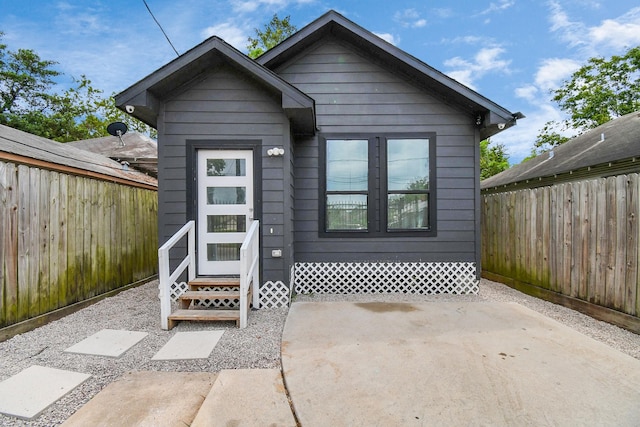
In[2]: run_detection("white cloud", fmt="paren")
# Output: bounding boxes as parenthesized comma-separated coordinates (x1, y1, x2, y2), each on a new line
(444, 46, 511, 89)
(374, 32, 399, 45)
(201, 22, 248, 50)
(588, 8, 640, 49)
(442, 35, 484, 45)
(479, 0, 515, 15)
(514, 85, 538, 102)
(534, 57, 581, 91)
(394, 9, 427, 28)
(548, 3, 640, 52)
(547, 0, 587, 48)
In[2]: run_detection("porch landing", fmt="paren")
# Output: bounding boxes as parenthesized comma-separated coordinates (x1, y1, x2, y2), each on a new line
(282, 301, 640, 426)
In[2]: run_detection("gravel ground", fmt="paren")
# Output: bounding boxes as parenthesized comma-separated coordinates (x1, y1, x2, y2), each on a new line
(1, 278, 638, 426)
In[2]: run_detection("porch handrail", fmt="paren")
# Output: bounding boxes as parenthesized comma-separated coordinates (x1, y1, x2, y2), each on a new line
(239, 220, 260, 329)
(158, 220, 196, 330)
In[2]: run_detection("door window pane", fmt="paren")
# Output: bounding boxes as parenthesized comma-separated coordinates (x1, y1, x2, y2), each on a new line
(207, 187, 246, 205)
(207, 215, 246, 233)
(326, 194, 368, 230)
(207, 159, 246, 176)
(387, 139, 429, 191)
(326, 139, 368, 191)
(207, 243, 241, 261)
(387, 193, 429, 230)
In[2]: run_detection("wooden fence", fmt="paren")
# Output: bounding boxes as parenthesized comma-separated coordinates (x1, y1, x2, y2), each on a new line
(481, 174, 640, 329)
(0, 160, 158, 330)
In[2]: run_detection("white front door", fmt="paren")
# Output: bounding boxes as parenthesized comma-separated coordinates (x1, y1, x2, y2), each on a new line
(197, 150, 254, 275)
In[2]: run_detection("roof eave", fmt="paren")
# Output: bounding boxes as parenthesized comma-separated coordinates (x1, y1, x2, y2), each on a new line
(259, 10, 518, 125)
(115, 37, 316, 134)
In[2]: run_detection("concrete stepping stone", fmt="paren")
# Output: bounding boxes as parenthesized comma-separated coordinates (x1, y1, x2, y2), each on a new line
(64, 329, 148, 358)
(152, 330, 224, 360)
(62, 371, 216, 426)
(191, 369, 296, 427)
(0, 365, 91, 420)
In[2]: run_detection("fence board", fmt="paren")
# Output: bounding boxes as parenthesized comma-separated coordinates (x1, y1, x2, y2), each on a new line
(0, 163, 10, 324)
(604, 177, 617, 308)
(58, 173, 69, 306)
(17, 165, 30, 319)
(548, 186, 558, 291)
(614, 176, 627, 311)
(541, 187, 550, 287)
(29, 169, 41, 317)
(67, 175, 76, 304)
(595, 179, 607, 305)
(570, 183, 581, 297)
(626, 174, 638, 316)
(587, 179, 598, 303)
(561, 184, 572, 296)
(4, 163, 18, 324)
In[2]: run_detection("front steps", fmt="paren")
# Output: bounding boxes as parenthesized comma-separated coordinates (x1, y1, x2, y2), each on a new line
(167, 277, 251, 329)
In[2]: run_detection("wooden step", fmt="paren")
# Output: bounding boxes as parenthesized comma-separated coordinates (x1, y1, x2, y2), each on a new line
(179, 290, 241, 300)
(178, 290, 241, 309)
(189, 277, 240, 289)
(168, 309, 240, 329)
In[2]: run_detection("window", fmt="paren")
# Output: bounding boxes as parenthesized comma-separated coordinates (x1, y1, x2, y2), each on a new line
(320, 134, 436, 237)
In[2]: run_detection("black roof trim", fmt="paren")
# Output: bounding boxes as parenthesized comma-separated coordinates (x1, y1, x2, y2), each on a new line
(115, 37, 315, 134)
(258, 10, 519, 138)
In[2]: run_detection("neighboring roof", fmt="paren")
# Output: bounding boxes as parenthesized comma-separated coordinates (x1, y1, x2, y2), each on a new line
(0, 124, 157, 189)
(482, 111, 640, 191)
(258, 10, 522, 139)
(67, 132, 158, 177)
(115, 37, 316, 135)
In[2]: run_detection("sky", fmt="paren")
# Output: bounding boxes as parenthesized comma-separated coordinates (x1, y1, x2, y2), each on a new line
(1, 0, 639, 164)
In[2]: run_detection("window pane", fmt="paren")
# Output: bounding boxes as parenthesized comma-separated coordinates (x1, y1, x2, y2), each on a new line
(207, 243, 241, 261)
(207, 215, 246, 233)
(388, 193, 429, 230)
(326, 194, 368, 230)
(207, 187, 246, 204)
(326, 139, 368, 191)
(387, 139, 429, 191)
(207, 159, 246, 176)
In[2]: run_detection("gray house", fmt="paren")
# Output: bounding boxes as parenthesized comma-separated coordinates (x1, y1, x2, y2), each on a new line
(116, 10, 520, 312)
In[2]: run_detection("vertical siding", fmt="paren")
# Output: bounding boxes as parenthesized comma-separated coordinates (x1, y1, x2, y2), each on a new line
(277, 39, 478, 262)
(159, 64, 293, 283)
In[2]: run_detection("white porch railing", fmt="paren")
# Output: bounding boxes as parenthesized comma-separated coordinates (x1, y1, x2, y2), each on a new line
(240, 220, 260, 328)
(157, 220, 260, 330)
(158, 221, 196, 330)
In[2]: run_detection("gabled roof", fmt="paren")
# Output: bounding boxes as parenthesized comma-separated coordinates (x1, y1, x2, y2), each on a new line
(481, 111, 640, 191)
(67, 132, 158, 177)
(115, 37, 316, 135)
(0, 124, 157, 189)
(258, 10, 522, 139)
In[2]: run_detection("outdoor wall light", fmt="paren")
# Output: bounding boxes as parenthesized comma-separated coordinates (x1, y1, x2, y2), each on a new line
(267, 147, 285, 157)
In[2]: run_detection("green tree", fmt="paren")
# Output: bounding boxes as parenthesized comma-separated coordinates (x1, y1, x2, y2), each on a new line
(534, 46, 640, 155)
(480, 139, 510, 179)
(247, 14, 297, 59)
(0, 32, 154, 141)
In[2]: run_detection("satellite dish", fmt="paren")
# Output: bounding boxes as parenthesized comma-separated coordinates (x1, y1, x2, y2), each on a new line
(107, 122, 128, 146)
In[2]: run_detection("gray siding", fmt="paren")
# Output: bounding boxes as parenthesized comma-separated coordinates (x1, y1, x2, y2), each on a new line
(279, 39, 478, 263)
(157, 64, 293, 283)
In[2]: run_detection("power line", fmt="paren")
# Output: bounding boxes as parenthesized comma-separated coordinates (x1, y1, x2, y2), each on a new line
(142, 0, 180, 57)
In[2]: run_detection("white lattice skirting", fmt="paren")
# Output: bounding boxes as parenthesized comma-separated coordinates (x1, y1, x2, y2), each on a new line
(294, 262, 479, 294)
(167, 280, 290, 308)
